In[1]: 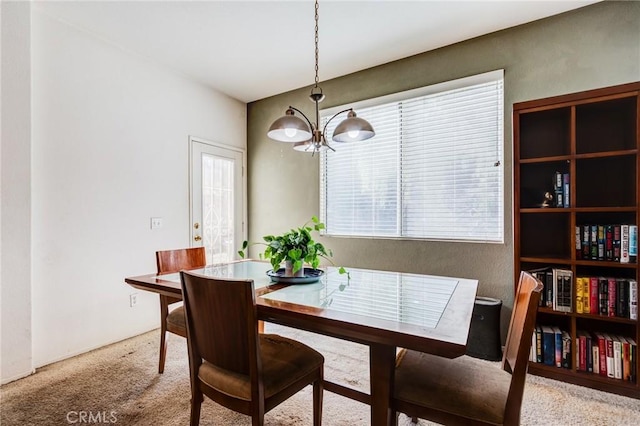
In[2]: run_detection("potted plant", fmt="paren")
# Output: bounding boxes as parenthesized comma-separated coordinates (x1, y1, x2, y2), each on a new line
(238, 216, 348, 278)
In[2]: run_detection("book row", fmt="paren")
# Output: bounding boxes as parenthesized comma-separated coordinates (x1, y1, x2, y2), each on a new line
(528, 268, 638, 319)
(576, 276, 638, 319)
(529, 325, 638, 384)
(528, 268, 573, 313)
(575, 224, 637, 263)
(575, 330, 637, 383)
(530, 325, 571, 368)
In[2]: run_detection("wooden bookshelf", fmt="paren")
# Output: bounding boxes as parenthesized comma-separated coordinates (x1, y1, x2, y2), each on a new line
(514, 82, 640, 399)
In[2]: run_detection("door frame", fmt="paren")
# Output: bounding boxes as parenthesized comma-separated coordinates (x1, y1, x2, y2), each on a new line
(188, 135, 247, 255)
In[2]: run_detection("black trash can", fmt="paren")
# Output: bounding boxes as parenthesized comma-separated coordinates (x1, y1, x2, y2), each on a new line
(466, 296, 502, 361)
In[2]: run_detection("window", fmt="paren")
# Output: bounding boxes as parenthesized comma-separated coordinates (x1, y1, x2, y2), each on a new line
(320, 70, 504, 243)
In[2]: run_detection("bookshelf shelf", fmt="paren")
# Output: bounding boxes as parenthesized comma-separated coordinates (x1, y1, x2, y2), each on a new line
(514, 82, 640, 399)
(574, 313, 639, 324)
(521, 207, 638, 215)
(519, 155, 572, 164)
(575, 149, 637, 160)
(574, 260, 638, 269)
(521, 257, 571, 264)
(530, 363, 639, 399)
(520, 208, 572, 213)
(536, 307, 574, 317)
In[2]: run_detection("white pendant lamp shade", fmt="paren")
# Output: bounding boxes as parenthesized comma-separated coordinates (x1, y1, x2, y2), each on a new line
(332, 110, 375, 142)
(267, 109, 312, 143)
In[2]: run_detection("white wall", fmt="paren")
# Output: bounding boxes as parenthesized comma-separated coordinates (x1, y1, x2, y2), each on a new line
(2, 7, 246, 378)
(1, 1, 34, 383)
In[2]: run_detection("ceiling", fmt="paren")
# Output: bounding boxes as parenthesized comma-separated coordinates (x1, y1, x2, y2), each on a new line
(34, 1, 599, 103)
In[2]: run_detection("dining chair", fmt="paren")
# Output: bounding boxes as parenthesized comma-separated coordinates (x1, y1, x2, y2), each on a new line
(180, 271, 324, 426)
(155, 247, 207, 374)
(392, 271, 543, 426)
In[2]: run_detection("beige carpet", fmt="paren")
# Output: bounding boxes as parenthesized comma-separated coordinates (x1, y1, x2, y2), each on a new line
(1, 323, 639, 425)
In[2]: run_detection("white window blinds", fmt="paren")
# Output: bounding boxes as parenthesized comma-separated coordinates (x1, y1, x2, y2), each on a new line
(320, 71, 504, 243)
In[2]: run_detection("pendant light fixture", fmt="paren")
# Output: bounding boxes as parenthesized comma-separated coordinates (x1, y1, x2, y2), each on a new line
(267, 0, 375, 154)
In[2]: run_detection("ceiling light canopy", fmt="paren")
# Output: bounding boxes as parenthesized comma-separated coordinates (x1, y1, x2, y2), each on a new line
(267, 0, 375, 154)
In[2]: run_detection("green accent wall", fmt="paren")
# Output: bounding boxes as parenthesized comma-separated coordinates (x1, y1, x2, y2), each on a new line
(247, 1, 640, 336)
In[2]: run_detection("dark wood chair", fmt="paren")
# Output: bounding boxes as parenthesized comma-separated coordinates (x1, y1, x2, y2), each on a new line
(180, 271, 324, 426)
(155, 247, 207, 373)
(392, 271, 543, 426)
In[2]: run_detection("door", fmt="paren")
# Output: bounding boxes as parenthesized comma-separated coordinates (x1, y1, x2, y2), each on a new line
(190, 137, 245, 264)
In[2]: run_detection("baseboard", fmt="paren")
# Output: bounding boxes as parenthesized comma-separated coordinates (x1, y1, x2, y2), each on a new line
(33, 327, 159, 371)
(1, 367, 36, 385)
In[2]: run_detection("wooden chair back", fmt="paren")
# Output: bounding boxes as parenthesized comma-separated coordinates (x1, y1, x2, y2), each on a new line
(501, 271, 543, 422)
(180, 271, 259, 378)
(154, 247, 207, 374)
(156, 247, 206, 275)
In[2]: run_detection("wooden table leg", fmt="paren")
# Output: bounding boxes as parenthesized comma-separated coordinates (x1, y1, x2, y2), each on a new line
(369, 343, 396, 426)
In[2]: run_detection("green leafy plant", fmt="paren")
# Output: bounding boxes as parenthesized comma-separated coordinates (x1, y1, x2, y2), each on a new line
(238, 216, 348, 278)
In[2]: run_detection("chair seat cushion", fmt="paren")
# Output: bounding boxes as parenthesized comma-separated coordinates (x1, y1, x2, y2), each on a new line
(166, 306, 186, 331)
(394, 350, 511, 425)
(198, 334, 324, 401)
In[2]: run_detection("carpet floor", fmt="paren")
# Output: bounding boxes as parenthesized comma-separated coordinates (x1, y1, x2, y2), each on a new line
(1, 323, 639, 425)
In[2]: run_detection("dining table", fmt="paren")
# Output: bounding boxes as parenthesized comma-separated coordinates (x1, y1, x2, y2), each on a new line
(125, 259, 478, 426)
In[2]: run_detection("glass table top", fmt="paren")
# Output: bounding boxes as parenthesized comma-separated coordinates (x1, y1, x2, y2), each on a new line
(155, 261, 274, 289)
(153, 261, 459, 329)
(260, 266, 458, 329)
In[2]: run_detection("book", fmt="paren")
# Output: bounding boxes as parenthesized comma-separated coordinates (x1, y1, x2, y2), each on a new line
(544, 271, 554, 308)
(605, 224, 613, 261)
(582, 224, 591, 260)
(542, 326, 556, 366)
(552, 269, 572, 312)
(535, 325, 543, 363)
(582, 277, 591, 314)
(630, 225, 637, 263)
(604, 333, 615, 378)
(563, 173, 569, 207)
(629, 279, 638, 320)
(561, 330, 571, 369)
(612, 336, 622, 379)
(577, 330, 588, 371)
(592, 342, 600, 375)
(554, 171, 563, 191)
(595, 332, 608, 377)
(608, 277, 617, 317)
(627, 338, 637, 383)
(530, 327, 537, 362)
(589, 276, 599, 315)
(598, 277, 609, 316)
(621, 224, 630, 263)
(616, 278, 628, 318)
(591, 225, 599, 260)
(621, 336, 631, 381)
(552, 327, 563, 367)
(586, 333, 593, 372)
(613, 224, 621, 261)
(575, 226, 582, 259)
(528, 267, 550, 307)
(575, 276, 584, 314)
(597, 225, 605, 261)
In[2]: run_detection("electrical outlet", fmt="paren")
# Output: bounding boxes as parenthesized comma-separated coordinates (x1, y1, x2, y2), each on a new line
(150, 217, 163, 229)
(129, 293, 138, 307)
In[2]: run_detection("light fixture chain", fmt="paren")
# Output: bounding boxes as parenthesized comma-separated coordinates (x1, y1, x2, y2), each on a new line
(314, 0, 319, 88)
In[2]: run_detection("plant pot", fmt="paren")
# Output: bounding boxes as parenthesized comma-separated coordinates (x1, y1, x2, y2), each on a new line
(284, 260, 305, 278)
